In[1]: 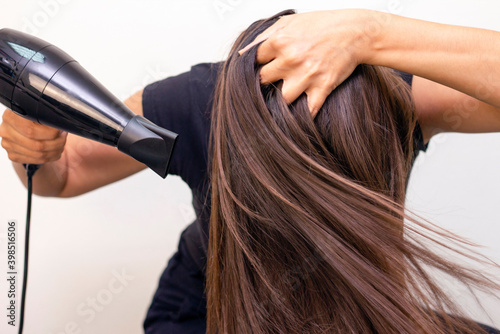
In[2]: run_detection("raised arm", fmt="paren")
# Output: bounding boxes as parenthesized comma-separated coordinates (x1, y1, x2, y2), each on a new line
(240, 9, 500, 136)
(0, 90, 146, 197)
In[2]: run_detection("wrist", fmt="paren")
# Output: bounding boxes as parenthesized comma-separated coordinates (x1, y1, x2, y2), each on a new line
(356, 10, 395, 66)
(330, 9, 391, 66)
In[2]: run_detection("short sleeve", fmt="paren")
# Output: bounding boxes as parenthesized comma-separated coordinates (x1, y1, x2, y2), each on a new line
(398, 71, 413, 87)
(142, 70, 191, 178)
(142, 63, 220, 190)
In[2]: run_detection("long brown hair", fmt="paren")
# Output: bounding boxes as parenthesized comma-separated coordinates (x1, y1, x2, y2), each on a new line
(208, 10, 499, 333)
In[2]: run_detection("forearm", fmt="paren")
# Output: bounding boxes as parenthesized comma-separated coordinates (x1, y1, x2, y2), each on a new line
(366, 12, 500, 108)
(13, 134, 146, 198)
(2, 89, 146, 198)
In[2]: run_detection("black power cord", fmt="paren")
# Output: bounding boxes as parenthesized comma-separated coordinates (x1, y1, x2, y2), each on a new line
(18, 164, 40, 334)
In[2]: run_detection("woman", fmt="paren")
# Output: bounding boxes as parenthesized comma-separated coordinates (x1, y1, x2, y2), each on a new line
(207, 11, 500, 333)
(2, 8, 500, 334)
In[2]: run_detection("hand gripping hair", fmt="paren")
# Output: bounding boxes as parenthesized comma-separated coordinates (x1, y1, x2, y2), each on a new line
(207, 10, 500, 334)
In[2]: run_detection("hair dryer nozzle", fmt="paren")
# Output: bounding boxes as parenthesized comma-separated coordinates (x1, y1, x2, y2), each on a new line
(117, 115, 177, 178)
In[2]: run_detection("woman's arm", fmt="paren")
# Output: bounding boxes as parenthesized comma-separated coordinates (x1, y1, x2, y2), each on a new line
(413, 77, 500, 142)
(0, 90, 146, 197)
(240, 9, 500, 133)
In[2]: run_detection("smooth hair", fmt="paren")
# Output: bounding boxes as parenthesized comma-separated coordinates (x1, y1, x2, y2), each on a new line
(208, 10, 499, 333)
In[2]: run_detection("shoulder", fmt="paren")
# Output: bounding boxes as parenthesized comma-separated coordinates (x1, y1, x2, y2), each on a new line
(142, 62, 221, 123)
(141, 62, 222, 186)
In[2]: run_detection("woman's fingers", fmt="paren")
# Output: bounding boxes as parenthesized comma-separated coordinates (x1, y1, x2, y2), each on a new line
(0, 128, 67, 163)
(280, 77, 309, 105)
(0, 109, 67, 164)
(238, 15, 290, 58)
(304, 87, 331, 118)
(3, 109, 60, 140)
(239, 10, 370, 116)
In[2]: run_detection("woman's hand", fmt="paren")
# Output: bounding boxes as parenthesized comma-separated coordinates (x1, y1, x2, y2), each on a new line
(239, 9, 383, 117)
(0, 109, 67, 164)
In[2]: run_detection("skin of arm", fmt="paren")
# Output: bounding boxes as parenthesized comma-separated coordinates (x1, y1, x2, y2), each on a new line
(412, 76, 500, 143)
(240, 9, 500, 140)
(0, 89, 146, 197)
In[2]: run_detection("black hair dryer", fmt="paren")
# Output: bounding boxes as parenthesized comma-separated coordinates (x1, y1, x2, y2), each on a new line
(0, 28, 177, 178)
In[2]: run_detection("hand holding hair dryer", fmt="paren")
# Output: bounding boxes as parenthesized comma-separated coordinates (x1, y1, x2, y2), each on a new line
(0, 28, 177, 178)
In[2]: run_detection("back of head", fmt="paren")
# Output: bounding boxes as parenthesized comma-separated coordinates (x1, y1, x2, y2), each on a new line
(208, 10, 497, 334)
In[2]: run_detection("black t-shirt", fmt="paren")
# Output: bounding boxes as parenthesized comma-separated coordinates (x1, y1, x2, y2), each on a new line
(142, 62, 427, 270)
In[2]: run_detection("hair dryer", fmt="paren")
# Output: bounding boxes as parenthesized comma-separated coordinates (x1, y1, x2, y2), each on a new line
(0, 28, 177, 178)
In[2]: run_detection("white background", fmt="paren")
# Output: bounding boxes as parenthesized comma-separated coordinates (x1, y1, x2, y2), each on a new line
(1, 0, 500, 333)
